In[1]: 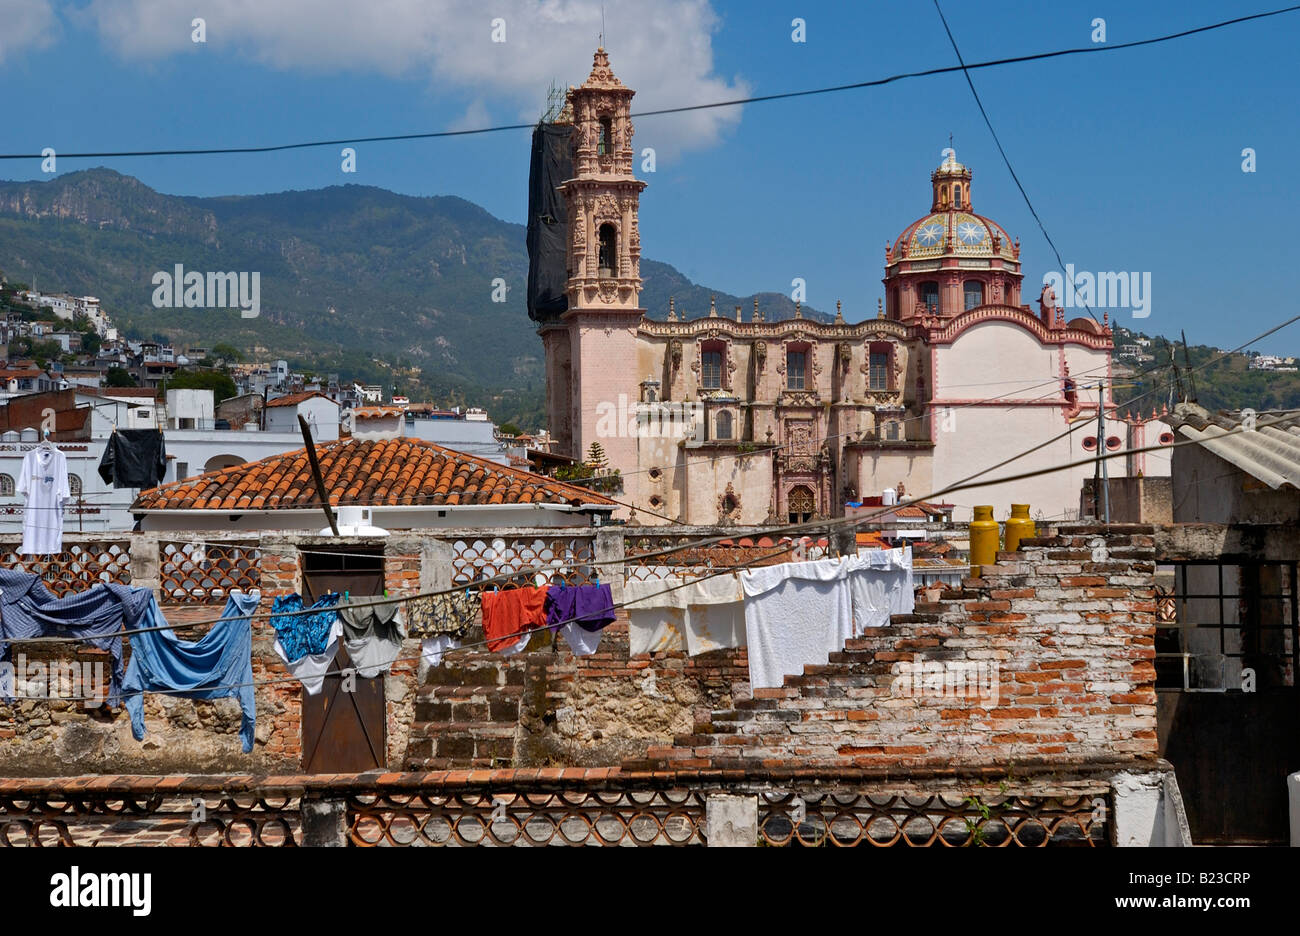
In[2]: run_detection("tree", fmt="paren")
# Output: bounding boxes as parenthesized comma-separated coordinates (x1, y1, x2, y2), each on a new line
(210, 342, 244, 365)
(80, 331, 102, 355)
(498, 422, 522, 437)
(586, 441, 608, 469)
(106, 367, 137, 387)
(166, 369, 238, 404)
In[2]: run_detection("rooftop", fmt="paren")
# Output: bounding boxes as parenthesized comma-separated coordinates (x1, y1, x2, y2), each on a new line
(1169, 402, 1300, 490)
(265, 391, 334, 409)
(131, 436, 617, 511)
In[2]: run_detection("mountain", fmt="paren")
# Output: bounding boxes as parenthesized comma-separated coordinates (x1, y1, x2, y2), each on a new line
(0, 169, 828, 426)
(1111, 325, 1300, 416)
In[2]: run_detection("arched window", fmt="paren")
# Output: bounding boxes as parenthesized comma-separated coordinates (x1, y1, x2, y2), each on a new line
(0, 474, 13, 497)
(963, 280, 984, 310)
(715, 410, 733, 440)
(788, 485, 815, 524)
(598, 224, 617, 277)
(68, 474, 82, 497)
(598, 117, 612, 156)
(919, 281, 940, 313)
(952, 183, 963, 206)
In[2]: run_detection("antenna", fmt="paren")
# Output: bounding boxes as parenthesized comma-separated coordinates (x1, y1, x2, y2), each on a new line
(1180, 329, 1198, 403)
(601, 4, 606, 47)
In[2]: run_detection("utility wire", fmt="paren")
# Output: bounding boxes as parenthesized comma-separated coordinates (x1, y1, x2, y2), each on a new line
(1, 5, 1295, 161)
(9, 409, 1293, 703)
(933, 0, 1100, 325)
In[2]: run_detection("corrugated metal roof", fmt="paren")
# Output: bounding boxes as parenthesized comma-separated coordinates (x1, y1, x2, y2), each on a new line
(1169, 402, 1300, 490)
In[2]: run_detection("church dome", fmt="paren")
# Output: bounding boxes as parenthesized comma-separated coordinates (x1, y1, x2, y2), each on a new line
(895, 211, 1016, 261)
(882, 148, 1025, 320)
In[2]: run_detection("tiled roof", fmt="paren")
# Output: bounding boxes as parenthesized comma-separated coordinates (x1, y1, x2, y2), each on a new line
(1169, 401, 1300, 490)
(131, 437, 616, 511)
(266, 391, 334, 408)
(354, 405, 404, 418)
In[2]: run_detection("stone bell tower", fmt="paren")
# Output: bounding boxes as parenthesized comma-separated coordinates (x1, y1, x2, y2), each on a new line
(547, 48, 647, 475)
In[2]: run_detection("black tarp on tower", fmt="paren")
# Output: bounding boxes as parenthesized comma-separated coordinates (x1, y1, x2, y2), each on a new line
(526, 121, 573, 323)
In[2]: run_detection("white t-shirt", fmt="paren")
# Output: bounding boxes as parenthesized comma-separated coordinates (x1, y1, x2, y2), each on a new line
(18, 447, 70, 556)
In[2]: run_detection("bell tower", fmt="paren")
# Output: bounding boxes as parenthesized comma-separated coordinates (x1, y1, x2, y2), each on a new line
(560, 47, 646, 311)
(546, 48, 647, 478)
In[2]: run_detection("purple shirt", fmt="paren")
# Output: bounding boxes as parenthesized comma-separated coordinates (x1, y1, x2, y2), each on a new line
(545, 584, 616, 633)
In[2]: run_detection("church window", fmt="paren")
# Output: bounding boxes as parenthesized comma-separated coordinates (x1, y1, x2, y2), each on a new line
(598, 224, 617, 277)
(884, 421, 901, 441)
(920, 281, 940, 313)
(715, 410, 733, 440)
(0, 474, 13, 496)
(786, 349, 807, 390)
(952, 183, 963, 206)
(69, 473, 82, 497)
(788, 485, 815, 524)
(598, 118, 612, 156)
(868, 346, 891, 391)
(701, 348, 723, 389)
(963, 280, 984, 310)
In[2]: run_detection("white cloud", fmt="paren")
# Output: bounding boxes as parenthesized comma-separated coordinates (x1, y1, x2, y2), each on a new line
(0, 0, 59, 63)
(79, 0, 748, 156)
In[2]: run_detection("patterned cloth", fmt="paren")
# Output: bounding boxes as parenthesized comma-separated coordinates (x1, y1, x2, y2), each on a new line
(405, 592, 479, 639)
(268, 592, 342, 663)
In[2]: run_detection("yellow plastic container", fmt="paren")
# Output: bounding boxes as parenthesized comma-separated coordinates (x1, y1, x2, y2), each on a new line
(969, 505, 999, 577)
(1004, 503, 1035, 553)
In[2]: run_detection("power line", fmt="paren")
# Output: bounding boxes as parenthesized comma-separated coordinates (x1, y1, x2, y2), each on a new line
(0, 5, 1295, 161)
(933, 0, 1100, 325)
(11, 407, 1296, 703)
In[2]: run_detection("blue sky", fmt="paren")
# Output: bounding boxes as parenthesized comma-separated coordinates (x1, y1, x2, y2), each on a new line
(1, 0, 1297, 352)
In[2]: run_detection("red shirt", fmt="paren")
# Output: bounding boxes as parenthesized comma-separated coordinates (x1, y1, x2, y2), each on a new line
(480, 587, 549, 652)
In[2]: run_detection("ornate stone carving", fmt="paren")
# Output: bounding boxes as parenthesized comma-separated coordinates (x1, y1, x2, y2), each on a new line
(669, 340, 682, 370)
(754, 341, 766, 370)
(598, 280, 619, 303)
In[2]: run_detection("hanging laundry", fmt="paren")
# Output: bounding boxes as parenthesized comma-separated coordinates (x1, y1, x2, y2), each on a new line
(740, 556, 858, 690)
(846, 547, 914, 635)
(480, 586, 548, 653)
(405, 591, 478, 639)
(420, 634, 461, 669)
(17, 445, 70, 556)
(0, 569, 153, 706)
(269, 593, 342, 695)
(97, 429, 167, 489)
(543, 583, 616, 657)
(122, 590, 261, 753)
(624, 573, 745, 656)
(338, 597, 405, 678)
(544, 582, 616, 631)
(268, 592, 342, 660)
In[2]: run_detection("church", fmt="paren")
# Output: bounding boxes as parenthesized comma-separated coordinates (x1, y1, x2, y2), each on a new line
(529, 49, 1170, 526)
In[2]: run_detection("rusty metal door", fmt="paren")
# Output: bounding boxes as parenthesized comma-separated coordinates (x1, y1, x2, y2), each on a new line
(300, 557, 387, 774)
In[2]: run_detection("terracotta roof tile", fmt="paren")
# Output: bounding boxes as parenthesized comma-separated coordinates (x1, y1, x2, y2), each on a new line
(265, 391, 334, 408)
(131, 437, 615, 511)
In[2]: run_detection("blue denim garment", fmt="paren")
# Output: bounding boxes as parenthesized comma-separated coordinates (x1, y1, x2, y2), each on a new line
(122, 591, 261, 753)
(268, 592, 342, 662)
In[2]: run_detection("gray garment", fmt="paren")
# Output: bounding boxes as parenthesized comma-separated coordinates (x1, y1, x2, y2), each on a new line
(337, 599, 405, 678)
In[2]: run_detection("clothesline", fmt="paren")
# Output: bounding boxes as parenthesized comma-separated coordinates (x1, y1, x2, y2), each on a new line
(2, 543, 911, 706)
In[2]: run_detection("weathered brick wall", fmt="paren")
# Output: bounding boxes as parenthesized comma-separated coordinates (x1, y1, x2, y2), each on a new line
(404, 610, 751, 769)
(628, 524, 1157, 773)
(0, 539, 427, 775)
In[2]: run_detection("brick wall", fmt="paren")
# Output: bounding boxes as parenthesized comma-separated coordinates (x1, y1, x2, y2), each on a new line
(627, 524, 1157, 773)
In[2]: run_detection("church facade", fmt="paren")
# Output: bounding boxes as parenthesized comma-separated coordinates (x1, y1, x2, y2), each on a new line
(536, 50, 1169, 526)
